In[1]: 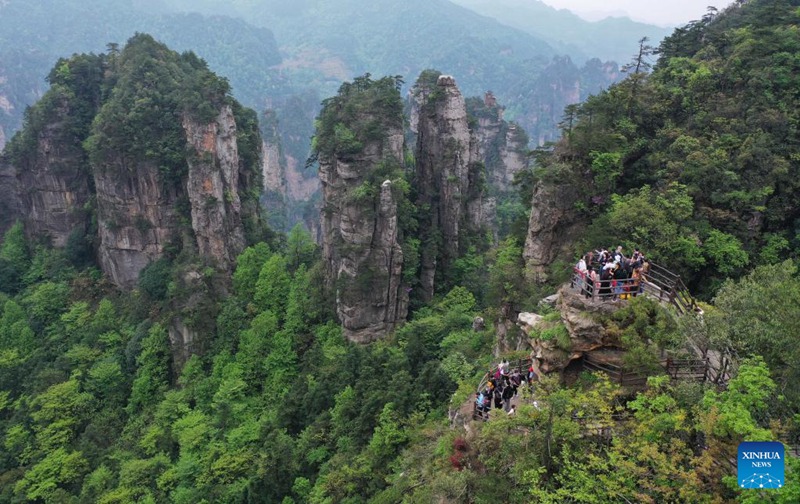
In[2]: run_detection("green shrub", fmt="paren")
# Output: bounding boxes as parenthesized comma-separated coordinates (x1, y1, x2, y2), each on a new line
(138, 258, 172, 301)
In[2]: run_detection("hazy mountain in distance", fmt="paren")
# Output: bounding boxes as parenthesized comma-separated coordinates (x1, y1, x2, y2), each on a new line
(2, 0, 623, 235)
(148, 0, 620, 144)
(451, 0, 673, 64)
(0, 0, 286, 151)
(153, 0, 559, 95)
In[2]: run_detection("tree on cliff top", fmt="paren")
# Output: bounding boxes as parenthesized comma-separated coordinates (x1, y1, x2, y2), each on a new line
(84, 33, 232, 188)
(311, 73, 404, 162)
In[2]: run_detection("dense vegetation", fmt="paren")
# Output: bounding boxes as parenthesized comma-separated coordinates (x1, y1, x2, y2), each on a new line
(0, 218, 501, 502)
(2, 225, 799, 503)
(0, 0, 283, 114)
(531, 0, 800, 297)
(2, 1, 800, 503)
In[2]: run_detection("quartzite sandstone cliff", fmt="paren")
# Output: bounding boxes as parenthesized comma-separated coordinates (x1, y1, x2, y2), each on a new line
(523, 179, 583, 282)
(468, 92, 528, 194)
(2, 37, 261, 290)
(318, 77, 409, 343)
(0, 157, 20, 238)
(96, 106, 251, 287)
(412, 74, 486, 301)
(9, 93, 93, 247)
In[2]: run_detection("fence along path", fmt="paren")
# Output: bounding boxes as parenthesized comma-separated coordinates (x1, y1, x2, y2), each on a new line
(571, 260, 700, 316)
(570, 260, 734, 386)
(471, 262, 734, 420)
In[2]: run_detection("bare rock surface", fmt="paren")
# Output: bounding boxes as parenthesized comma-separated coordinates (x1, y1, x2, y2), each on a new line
(319, 114, 408, 343)
(14, 99, 92, 247)
(523, 181, 583, 283)
(519, 286, 623, 374)
(97, 106, 250, 288)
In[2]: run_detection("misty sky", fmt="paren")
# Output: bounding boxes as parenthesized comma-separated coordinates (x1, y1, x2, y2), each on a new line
(540, 0, 736, 26)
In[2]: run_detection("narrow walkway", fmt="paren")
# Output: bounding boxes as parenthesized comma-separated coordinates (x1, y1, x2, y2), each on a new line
(570, 260, 700, 316)
(570, 262, 734, 385)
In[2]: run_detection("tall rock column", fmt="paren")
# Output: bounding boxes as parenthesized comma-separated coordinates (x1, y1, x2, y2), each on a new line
(523, 180, 583, 283)
(316, 76, 408, 343)
(183, 105, 247, 272)
(413, 73, 484, 300)
(467, 92, 529, 194)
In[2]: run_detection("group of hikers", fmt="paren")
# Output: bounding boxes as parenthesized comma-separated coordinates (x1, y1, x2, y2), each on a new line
(474, 359, 538, 420)
(573, 246, 650, 301)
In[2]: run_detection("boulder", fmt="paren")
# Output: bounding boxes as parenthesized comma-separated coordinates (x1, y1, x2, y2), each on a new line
(521, 286, 624, 374)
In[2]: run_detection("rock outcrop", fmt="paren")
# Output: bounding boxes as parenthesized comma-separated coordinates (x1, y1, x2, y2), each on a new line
(184, 106, 247, 272)
(519, 286, 622, 373)
(413, 74, 486, 300)
(317, 76, 409, 343)
(0, 157, 20, 238)
(523, 180, 583, 282)
(94, 161, 181, 288)
(468, 92, 528, 194)
(260, 109, 289, 230)
(2, 36, 262, 290)
(8, 93, 93, 247)
(96, 106, 251, 288)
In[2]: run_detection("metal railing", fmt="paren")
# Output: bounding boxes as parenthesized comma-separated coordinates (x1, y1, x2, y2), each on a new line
(570, 260, 700, 316)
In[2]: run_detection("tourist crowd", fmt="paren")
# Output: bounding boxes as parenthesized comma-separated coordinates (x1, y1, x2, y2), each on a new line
(573, 246, 650, 301)
(475, 360, 537, 420)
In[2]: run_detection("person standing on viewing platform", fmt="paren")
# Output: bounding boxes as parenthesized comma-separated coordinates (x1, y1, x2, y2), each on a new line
(613, 262, 627, 300)
(585, 251, 596, 271)
(630, 267, 642, 297)
(575, 256, 588, 293)
(577, 256, 587, 274)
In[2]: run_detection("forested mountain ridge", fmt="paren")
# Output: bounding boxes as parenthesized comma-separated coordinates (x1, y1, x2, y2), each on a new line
(0, 0, 624, 235)
(452, 0, 674, 65)
(0, 0, 283, 152)
(524, 0, 800, 298)
(0, 0, 623, 153)
(152, 0, 622, 145)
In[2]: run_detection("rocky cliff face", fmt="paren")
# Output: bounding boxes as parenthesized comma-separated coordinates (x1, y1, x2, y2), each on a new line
(468, 92, 528, 194)
(14, 114, 93, 247)
(2, 36, 262, 290)
(317, 76, 409, 343)
(183, 106, 247, 271)
(413, 74, 486, 300)
(262, 138, 286, 199)
(94, 160, 182, 288)
(319, 135, 407, 343)
(523, 180, 583, 282)
(96, 106, 251, 288)
(0, 157, 20, 238)
(260, 109, 288, 230)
